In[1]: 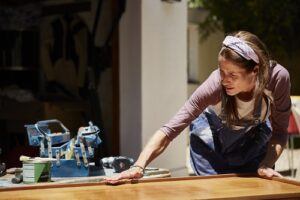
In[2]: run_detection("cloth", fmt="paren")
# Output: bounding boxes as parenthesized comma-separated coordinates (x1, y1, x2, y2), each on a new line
(160, 63, 291, 141)
(189, 99, 272, 175)
(222, 36, 259, 64)
(212, 95, 270, 130)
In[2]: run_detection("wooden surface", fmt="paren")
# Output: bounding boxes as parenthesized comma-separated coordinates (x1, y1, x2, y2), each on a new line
(1, 174, 300, 199)
(0, 167, 170, 186)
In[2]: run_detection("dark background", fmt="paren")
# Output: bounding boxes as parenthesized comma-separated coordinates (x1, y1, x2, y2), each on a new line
(0, 0, 124, 168)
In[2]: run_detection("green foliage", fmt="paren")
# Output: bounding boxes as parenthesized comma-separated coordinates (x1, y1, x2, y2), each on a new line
(188, 0, 203, 8)
(189, 0, 300, 59)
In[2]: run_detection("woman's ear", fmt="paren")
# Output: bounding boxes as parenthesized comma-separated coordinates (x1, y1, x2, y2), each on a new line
(253, 65, 259, 75)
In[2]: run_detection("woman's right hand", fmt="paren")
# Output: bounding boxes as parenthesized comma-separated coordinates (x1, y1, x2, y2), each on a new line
(103, 165, 144, 185)
(103, 130, 169, 185)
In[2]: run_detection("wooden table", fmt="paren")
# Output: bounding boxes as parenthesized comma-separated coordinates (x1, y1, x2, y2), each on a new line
(0, 174, 300, 199)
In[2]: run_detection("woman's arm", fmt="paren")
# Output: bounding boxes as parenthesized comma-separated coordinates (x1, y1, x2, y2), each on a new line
(104, 70, 222, 184)
(134, 130, 171, 168)
(104, 130, 170, 184)
(257, 134, 287, 178)
(258, 64, 291, 178)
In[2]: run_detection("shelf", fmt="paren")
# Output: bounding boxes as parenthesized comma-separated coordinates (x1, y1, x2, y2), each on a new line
(0, 66, 38, 71)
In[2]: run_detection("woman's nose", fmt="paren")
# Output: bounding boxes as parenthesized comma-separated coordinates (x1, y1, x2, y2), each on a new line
(222, 76, 231, 84)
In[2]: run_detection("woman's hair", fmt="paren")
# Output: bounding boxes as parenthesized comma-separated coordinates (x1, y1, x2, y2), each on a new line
(219, 31, 275, 126)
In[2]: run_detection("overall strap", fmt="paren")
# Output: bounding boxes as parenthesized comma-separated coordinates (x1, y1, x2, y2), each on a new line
(261, 94, 271, 122)
(252, 95, 263, 125)
(220, 93, 227, 124)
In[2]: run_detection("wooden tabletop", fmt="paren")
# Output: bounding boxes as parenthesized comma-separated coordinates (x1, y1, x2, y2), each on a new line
(0, 174, 300, 199)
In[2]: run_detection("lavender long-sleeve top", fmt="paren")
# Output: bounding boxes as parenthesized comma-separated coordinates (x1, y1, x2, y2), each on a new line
(160, 63, 291, 141)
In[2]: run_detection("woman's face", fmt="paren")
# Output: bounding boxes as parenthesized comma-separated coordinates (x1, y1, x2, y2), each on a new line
(218, 56, 258, 98)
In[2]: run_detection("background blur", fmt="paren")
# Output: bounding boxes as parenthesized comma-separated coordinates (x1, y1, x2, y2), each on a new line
(0, 0, 299, 179)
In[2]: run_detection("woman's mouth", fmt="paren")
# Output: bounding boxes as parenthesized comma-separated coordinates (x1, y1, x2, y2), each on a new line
(225, 87, 234, 92)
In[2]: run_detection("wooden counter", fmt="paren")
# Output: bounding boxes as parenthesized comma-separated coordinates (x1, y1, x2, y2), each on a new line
(1, 174, 300, 199)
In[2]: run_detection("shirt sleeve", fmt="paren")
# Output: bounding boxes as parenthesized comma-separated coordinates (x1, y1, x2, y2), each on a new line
(160, 69, 222, 141)
(267, 64, 291, 141)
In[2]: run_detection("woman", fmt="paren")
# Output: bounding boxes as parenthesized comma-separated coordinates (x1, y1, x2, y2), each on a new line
(105, 31, 291, 184)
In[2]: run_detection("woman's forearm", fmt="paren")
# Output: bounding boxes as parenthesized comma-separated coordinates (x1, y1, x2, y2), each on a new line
(259, 134, 287, 168)
(134, 130, 171, 168)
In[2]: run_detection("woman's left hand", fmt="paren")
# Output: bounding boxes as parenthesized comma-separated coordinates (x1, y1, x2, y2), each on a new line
(257, 166, 283, 178)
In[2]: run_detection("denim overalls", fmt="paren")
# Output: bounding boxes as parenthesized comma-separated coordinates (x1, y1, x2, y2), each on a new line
(190, 96, 272, 175)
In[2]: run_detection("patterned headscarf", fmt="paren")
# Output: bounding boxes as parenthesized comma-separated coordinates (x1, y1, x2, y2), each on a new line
(222, 36, 259, 64)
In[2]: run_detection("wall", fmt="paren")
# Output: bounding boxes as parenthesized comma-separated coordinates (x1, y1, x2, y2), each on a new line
(119, 0, 142, 158)
(188, 8, 224, 85)
(119, 0, 188, 176)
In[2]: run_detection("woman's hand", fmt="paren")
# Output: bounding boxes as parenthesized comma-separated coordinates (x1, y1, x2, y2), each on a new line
(103, 166, 144, 185)
(257, 166, 283, 178)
